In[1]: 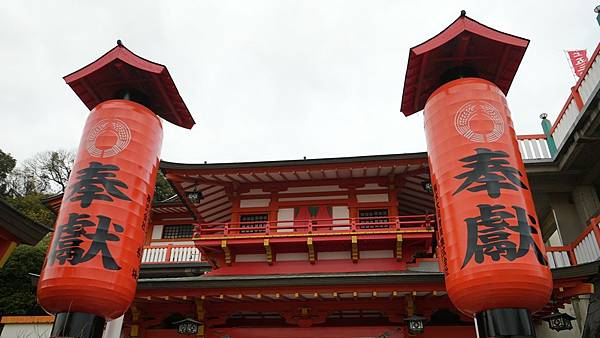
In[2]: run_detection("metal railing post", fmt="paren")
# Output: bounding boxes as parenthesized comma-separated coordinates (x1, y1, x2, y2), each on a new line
(540, 114, 557, 156)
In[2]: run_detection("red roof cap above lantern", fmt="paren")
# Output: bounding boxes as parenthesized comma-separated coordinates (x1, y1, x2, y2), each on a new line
(63, 40, 195, 129)
(400, 11, 529, 116)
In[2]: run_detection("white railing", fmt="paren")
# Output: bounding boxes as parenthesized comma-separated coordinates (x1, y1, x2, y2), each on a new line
(517, 135, 551, 160)
(547, 217, 600, 268)
(142, 246, 167, 263)
(573, 226, 600, 265)
(546, 248, 572, 268)
(550, 44, 600, 151)
(169, 246, 201, 262)
(551, 99, 580, 150)
(141, 245, 202, 264)
(579, 51, 600, 104)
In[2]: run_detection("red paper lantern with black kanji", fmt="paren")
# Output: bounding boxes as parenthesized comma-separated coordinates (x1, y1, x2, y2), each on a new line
(37, 100, 162, 319)
(425, 77, 552, 316)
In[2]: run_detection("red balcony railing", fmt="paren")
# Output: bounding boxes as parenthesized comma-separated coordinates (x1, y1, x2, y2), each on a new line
(195, 214, 435, 239)
(517, 43, 600, 161)
(144, 215, 600, 268)
(550, 43, 600, 151)
(546, 215, 600, 268)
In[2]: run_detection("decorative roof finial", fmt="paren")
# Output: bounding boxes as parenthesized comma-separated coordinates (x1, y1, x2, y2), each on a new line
(117, 39, 123, 46)
(460, 10, 467, 17)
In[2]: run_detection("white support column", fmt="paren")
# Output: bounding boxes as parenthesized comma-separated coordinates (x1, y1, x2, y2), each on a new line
(102, 315, 124, 338)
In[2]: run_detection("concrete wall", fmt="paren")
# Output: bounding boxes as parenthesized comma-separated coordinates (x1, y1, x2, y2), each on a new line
(572, 185, 600, 224)
(0, 323, 52, 338)
(536, 322, 580, 338)
(550, 193, 585, 244)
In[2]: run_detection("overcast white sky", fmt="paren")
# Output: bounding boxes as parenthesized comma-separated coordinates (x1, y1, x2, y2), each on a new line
(0, 1, 598, 164)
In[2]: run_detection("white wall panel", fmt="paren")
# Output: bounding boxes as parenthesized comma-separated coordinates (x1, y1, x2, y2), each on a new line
(332, 206, 350, 230)
(240, 199, 270, 208)
(151, 225, 163, 240)
(277, 208, 295, 232)
(357, 194, 389, 203)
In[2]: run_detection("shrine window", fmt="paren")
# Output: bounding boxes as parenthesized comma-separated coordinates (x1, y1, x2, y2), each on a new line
(161, 224, 195, 239)
(358, 209, 389, 229)
(239, 214, 268, 233)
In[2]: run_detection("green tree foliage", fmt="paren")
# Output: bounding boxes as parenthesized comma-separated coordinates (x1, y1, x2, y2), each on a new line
(0, 148, 175, 315)
(153, 170, 175, 202)
(0, 148, 66, 316)
(0, 239, 49, 315)
(0, 150, 17, 197)
(9, 193, 56, 227)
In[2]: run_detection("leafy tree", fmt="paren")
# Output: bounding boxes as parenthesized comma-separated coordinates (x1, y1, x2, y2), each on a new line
(22, 150, 75, 194)
(5, 168, 46, 198)
(0, 148, 177, 315)
(2, 149, 74, 199)
(9, 193, 56, 227)
(0, 238, 49, 316)
(154, 171, 175, 202)
(0, 148, 63, 316)
(0, 150, 17, 197)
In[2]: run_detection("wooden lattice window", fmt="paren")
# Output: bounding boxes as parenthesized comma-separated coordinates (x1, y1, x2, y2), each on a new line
(359, 209, 389, 229)
(161, 224, 195, 239)
(240, 214, 268, 233)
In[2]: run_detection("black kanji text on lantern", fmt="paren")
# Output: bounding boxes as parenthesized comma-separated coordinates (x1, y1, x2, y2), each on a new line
(453, 148, 527, 198)
(67, 161, 131, 208)
(50, 213, 124, 270)
(462, 204, 547, 268)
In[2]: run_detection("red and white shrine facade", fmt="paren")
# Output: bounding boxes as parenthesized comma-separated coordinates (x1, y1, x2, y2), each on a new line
(36, 11, 600, 338)
(39, 39, 600, 337)
(44, 150, 598, 337)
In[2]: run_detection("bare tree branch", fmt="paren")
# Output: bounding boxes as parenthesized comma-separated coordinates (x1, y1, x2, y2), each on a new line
(21, 149, 75, 194)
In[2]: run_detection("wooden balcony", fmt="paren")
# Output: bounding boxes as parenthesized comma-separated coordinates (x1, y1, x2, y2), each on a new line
(195, 214, 434, 239)
(140, 214, 600, 275)
(192, 215, 435, 272)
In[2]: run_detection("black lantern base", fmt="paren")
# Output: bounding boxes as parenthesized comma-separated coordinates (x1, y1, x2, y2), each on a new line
(51, 312, 105, 338)
(475, 308, 535, 338)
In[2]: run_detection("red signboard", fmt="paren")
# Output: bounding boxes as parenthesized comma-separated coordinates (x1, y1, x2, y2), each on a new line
(567, 50, 589, 78)
(37, 99, 163, 319)
(425, 77, 553, 317)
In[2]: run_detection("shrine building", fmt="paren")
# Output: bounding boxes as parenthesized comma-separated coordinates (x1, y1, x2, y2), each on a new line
(36, 13, 600, 338)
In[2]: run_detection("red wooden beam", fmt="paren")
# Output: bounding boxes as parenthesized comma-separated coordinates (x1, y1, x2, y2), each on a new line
(170, 181, 203, 222)
(292, 171, 301, 180)
(251, 173, 267, 183)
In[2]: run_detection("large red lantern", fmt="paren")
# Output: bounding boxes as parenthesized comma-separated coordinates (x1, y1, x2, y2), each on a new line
(37, 100, 162, 319)
(36, 42, 194, 337)
(401, 13, 552, 337)
(425, 77, 552, 314)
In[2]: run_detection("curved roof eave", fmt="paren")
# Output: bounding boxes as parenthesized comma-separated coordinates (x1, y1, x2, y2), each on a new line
(160, 152, 429, 172)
